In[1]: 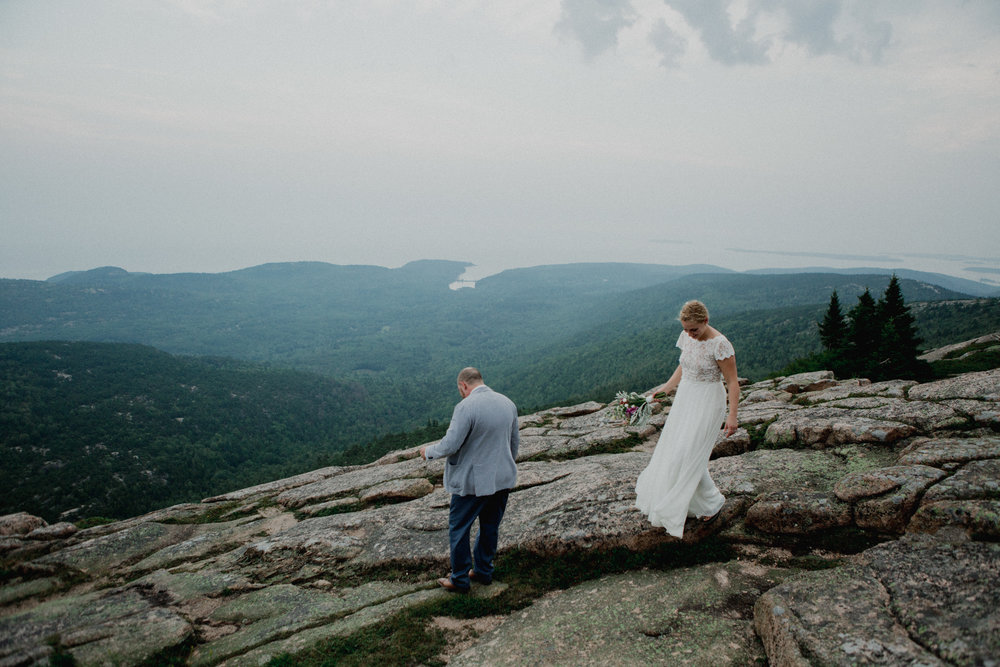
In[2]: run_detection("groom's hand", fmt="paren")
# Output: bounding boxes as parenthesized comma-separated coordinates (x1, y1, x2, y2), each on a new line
(419, 446, 428, 460)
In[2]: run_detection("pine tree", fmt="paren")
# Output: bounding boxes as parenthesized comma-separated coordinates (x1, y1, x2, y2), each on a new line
(808, 278, 933, 382)
(877, 274, 932, 380)
(847, 288, 880, 379)
(819, 290, 848, 352)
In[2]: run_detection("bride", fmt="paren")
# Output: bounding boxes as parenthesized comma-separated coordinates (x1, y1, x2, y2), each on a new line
(635, 300, 740, 538)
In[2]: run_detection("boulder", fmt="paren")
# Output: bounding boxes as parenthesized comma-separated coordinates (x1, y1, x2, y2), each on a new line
(0, 512, 47, 536)
(745, 491, 852, 535)
(941, 399, 1000, 426)
(754, 533, 1000, 666)
(33, 521, 203, 577)
(516, 433, 574, 460)
(743, 388, 785, 403)
(919, 332, 1000, 361)
(765, 406, 919, 448)
(909, 500, 1000, 540)
(710, 428, 751, 458)
(848, 466, 949, 533)
(824, 396, 963, 431)
(772, 370, 838, 394)
(922, 458, 1000, 502)
(907, 368, 1000, 401)
(897, 435, 1000, 467)
(26, 522, 78, 540)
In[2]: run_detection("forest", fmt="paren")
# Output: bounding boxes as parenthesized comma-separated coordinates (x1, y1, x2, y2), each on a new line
(2, 262, 999, 522)
(0, 343, 385, 522)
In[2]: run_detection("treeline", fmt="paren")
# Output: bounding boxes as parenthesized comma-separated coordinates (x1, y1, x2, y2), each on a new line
(778, 275, 932, 381)
(0, 342, 424, 522)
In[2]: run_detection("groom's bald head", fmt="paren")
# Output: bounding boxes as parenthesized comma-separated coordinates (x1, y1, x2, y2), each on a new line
(457, 367, 483, 398)
(457, 367, 482, 385)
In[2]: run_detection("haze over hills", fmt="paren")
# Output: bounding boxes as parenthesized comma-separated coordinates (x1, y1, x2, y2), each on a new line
(1, 260, 994, 399)
(745, 265, 1000, 298)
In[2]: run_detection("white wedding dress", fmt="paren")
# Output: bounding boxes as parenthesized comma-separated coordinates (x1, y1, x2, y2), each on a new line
(635, 331, 733, 538)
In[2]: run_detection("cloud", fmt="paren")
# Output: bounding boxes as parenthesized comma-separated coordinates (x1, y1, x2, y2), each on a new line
(648, 18, 687, 68)
(773, 0, 891, 63)
(729, 248, 905, 263)
(644, 0, 892, 67)
(665, 0, 771, 65)
(776, 0, 841, 56)
(555, 0, 639, 59)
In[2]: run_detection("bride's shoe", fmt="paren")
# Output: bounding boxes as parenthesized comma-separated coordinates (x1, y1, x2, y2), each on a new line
(699, 510, 721, 524)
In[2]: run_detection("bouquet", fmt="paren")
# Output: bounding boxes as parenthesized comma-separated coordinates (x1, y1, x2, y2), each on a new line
(611, 390, 652, 429)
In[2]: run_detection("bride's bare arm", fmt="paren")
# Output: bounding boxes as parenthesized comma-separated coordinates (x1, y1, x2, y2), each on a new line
(649, 365, 683, 399)
(717, 355, 740, 435)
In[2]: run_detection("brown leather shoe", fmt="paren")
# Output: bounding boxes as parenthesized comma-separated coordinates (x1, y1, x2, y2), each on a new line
(437, 577, 469, 593)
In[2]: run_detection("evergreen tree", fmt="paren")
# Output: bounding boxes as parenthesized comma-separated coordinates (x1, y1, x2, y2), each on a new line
(819, 290, 848, 352)
(877, 274, 932, 380)
(847, 288, 880, 379)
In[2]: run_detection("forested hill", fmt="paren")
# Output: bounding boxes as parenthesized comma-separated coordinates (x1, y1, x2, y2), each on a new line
(0, 261, 992, 416)
(491, 277, 1000, 409)
(0, 261, 984, 365)
(0, 342, 395, 522)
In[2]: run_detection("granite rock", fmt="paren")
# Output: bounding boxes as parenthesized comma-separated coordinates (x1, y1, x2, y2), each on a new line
(2, 354, 999, 666)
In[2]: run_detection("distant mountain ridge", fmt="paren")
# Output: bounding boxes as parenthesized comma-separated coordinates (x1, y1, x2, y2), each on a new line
(47, 266, 140, 283)
(41, 260, 998, 297)
(0, 261, 988, 392)
(746, 265, 999, 298)
(2, 260, 996, 426)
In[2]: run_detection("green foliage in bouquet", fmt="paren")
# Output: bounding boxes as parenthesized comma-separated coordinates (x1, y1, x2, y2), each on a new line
(611, 391, 652, 429)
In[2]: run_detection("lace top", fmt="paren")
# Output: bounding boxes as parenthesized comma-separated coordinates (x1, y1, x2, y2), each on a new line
(676, 332, 735, 383)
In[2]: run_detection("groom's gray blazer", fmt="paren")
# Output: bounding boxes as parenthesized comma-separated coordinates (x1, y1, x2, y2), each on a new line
(424, 385, 519, 497)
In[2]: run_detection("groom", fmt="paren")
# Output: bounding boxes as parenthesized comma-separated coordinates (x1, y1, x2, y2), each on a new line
(421, 367, 519, 592)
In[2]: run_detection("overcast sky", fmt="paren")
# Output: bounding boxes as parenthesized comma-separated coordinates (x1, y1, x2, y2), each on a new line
(2, 0, 999, 283)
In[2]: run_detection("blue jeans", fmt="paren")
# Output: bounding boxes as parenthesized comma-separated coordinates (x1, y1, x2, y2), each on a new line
(448, 489, 510, 589)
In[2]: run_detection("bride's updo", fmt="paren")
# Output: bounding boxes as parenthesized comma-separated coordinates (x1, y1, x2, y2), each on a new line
(679, 300, 709, 323)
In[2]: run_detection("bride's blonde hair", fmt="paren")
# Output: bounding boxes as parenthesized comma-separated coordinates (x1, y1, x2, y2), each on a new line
(679, 300, 709, 323)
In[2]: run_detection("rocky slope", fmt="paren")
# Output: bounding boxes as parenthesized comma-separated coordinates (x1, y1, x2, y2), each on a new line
(1, 366, 999, 665)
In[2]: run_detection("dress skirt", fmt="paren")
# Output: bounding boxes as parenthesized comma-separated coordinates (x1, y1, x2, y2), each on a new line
(635, 378, 726, 538)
